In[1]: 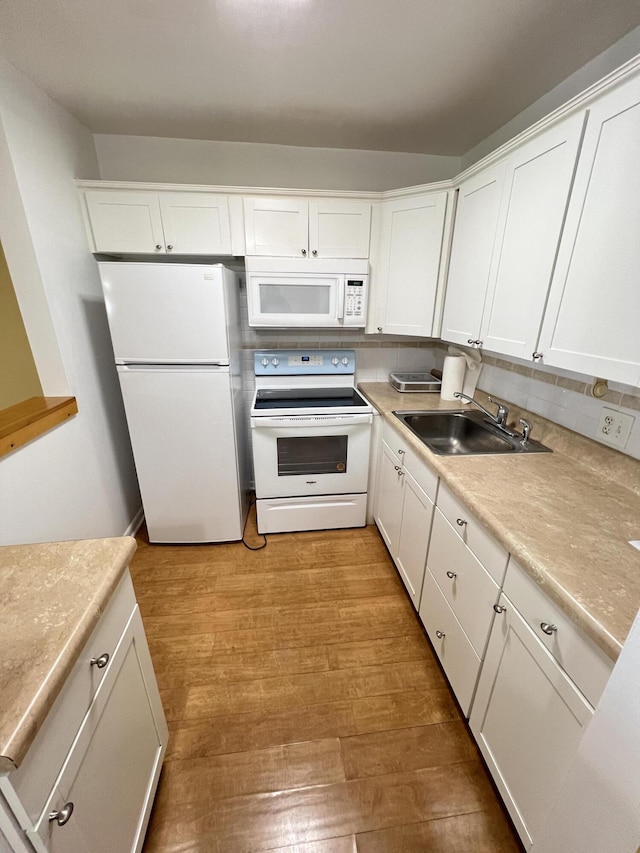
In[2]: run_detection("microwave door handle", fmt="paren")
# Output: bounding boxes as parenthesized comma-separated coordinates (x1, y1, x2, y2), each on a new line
(337, 279, 345, 320)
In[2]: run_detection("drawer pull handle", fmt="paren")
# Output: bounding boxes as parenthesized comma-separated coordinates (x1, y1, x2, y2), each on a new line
(493, 604, 507, 614)
(540, 622, 557, 636)
(446, 571, 457, 579)
(435, 630, 445, 639)
(49, 802, 74, 827)
(90, 652, 110, 669)
(456, 518, 467, 527)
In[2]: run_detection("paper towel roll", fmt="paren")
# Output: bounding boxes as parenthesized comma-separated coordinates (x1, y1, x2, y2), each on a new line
(441, 355, 466, 401)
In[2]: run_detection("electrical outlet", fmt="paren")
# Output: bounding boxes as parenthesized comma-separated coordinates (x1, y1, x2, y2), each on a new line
(597, 407, 635, 449)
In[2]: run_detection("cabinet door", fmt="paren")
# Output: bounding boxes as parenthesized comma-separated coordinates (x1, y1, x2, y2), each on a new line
(376, 192, 448, 336)
(373, 440, 404, 556)
(308, 200, 371, 258)
(480, 113, 586, 359)
(470, 596, 593, 849)
(84, 190, 165, 253)
(395, 468, 435, 607)
(32, 609, 167, 853)
(440, 163, 506, 346)
(243, 197, 309, 256)
(538, 73, 640, 385)
(159, 192, 232, 254)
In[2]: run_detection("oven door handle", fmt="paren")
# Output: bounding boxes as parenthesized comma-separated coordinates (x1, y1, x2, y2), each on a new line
(251, 413, 372, 428)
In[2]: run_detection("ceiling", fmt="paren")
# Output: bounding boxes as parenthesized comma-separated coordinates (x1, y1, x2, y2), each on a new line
(1, 0, 640, 155)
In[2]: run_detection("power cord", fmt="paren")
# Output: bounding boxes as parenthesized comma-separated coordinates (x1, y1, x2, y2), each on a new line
(242, 497, 267, 551)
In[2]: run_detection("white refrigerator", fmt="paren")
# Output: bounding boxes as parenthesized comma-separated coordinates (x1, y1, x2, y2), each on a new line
(99, 261, 249, 543)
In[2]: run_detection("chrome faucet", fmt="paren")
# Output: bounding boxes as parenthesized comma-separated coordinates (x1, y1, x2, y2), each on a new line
(454, 392, 510, 428)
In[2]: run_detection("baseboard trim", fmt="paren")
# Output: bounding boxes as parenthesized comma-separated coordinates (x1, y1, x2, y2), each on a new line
(124, 506, 144, 538)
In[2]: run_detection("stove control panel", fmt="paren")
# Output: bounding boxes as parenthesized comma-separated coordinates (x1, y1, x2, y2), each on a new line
(254, 349, 356, 375)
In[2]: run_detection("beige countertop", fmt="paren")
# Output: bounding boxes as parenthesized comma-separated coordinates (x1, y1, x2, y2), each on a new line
(359, 382, 640, 662)
(0, 537, 137, 773)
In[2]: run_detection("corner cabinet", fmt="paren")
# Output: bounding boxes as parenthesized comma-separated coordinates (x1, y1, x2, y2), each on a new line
(470, 559, 613, 850)
(82, 189, 232, 255)
(371, 190, 454, 337)
(243, 196, 372, 258)
(0, 571, 167, 853)
(374, 421, 438, 608)
(537, 72, 640, 385)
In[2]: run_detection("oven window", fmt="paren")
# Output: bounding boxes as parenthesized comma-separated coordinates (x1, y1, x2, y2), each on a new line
(259, 283, 331, 315)
(277, 435, 348, 476)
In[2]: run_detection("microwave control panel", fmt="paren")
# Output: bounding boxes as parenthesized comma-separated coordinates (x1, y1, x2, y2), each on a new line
(345, 279, 366, 322)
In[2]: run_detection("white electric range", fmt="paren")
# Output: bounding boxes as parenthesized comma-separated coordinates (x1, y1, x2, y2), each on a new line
(250, 349, 373, 534)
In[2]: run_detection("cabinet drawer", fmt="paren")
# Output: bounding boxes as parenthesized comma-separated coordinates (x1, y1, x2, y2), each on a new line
(11, 571, 137, 826)
(503, 559, 613, 707)
(381, 419, 438, 501)
(427, 509, 499, 657)
(419, 568, 481, 716)
(436, 482, 508, 584)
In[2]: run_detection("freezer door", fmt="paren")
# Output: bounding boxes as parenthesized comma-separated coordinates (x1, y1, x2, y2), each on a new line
(100, 263, 231, 363)
(118, 366, 243, 542)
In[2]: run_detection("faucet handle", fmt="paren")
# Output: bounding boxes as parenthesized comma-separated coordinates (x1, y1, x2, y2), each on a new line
(487, 396, 509, 425)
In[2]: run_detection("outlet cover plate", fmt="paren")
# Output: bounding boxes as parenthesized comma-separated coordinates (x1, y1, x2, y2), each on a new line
(597, 407, 635, 449)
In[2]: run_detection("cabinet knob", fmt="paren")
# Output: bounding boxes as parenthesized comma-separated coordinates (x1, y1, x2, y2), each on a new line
(446, 571, 457, 579)
(90, 652, 110, 669)
(49, 802, 74, 827)
(398, 449, 405, 456)
(167, 244, 173, 251)
(301, 248, 307, 255)
(493, 604, 507, 614)
(435, 630, 445, 639)
(532, 351, 543, 361)
(155, 244, 163, 251)
(540, 622, 557, 636)
(312, 249, 318, 256)
(456, 518, 467, 527)
(377, 326, 383, 333)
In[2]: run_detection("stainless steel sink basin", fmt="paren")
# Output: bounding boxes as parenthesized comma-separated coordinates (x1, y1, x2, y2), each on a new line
(393, 410, 551, 456)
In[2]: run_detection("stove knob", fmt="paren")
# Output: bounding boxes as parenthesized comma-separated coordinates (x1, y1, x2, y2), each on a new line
(342, 357, 350, 365)
(261, 357, 269, 366)
(331, 357, 339, 366)
(271, 358, 279, 366)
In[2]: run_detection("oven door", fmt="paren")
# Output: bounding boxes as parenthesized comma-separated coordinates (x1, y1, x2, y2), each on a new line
(247, 272, 344, 327)
(251, 413, 372, 498)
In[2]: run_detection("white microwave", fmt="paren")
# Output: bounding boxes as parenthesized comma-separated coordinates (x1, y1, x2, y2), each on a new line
(246, 257, 369, 328)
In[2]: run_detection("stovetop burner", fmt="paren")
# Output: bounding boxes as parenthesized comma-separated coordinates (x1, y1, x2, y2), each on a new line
(254, 388, 369, 410)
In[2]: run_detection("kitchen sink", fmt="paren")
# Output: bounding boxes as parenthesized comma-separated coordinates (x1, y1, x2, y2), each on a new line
(393, 410, 551, 456)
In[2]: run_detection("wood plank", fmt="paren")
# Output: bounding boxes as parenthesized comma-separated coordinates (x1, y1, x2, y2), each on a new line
(0, 396, 77, 458)
(351, 687, 460, 734)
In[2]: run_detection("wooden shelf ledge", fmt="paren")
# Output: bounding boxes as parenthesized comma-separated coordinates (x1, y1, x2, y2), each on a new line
(0, 396, 78, 459)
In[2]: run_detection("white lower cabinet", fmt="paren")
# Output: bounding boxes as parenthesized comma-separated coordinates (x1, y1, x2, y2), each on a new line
(1, 571, 167, 853)
(470, 559, 613, 850)
(374, 423, 438, 608)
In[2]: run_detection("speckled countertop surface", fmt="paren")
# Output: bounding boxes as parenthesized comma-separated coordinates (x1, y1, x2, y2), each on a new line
(0, 537, 137, 773)
(360, 383, 640, 661)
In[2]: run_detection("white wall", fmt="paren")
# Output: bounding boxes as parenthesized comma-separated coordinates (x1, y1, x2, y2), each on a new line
(94, 134, 460, 191)
(461, 24, 640, 169)
(533, 607, 640, 853)
(0, 58, 141, 545)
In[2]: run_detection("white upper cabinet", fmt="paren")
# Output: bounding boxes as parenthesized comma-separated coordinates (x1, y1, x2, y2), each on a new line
(537, 73, 640, 385)
(85, 190, 166, 254)
(440, 163, 506, 347)
(158, 192, 232, 254)
(372, 191, 451, 336)
(243, 196, 371, 258)
(479, 113, 586, 359)
(442, 112, 585, 357)
(83, 189, 232, 254)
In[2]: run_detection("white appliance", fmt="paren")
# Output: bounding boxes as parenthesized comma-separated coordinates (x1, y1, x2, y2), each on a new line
(246, 257, 369, 328)
(250, 350, 373, 534)
(99, 261, 249, 544)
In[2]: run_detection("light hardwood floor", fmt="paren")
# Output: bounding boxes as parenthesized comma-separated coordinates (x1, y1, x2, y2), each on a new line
(132, 510, 521, 852)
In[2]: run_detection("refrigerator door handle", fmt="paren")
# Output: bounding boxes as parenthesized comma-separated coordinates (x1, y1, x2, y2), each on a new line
(117, 362, 231, 370)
